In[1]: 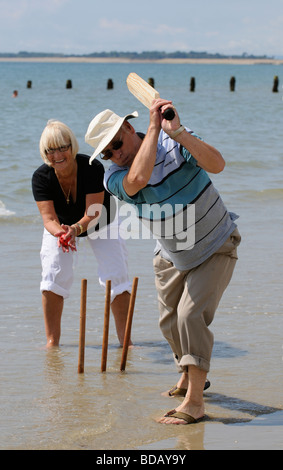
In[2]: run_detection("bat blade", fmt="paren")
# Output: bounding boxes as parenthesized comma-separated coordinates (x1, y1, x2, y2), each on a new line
(126, 73, 175, 120)
(126, 73, 159, 109)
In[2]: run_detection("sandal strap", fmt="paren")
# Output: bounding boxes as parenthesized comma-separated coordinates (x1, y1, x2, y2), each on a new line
(164, 409, 197, 424)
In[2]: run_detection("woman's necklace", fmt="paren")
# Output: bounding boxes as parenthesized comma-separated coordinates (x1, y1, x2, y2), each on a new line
(58, 180, 72, 204)
(55, 161, 77, 205)
(56, 172, 75, 204)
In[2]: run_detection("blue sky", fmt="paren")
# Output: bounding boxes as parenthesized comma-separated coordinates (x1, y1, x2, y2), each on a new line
(0, 0, 283, 56)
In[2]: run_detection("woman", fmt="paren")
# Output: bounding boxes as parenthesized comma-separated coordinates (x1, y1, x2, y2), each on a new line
(32, 120, 132, 348)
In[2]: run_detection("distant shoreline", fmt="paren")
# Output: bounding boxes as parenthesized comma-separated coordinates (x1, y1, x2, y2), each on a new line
(1, 57, 283, 65)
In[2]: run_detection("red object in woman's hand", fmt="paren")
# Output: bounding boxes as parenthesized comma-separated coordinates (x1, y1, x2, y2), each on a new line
(59, 234, 71, 247)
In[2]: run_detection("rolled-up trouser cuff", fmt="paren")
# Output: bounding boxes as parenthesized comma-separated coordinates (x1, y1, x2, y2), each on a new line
(98, 279, 132, 303)
(40, 281, 70, 299)
(175, 353, 211, 373)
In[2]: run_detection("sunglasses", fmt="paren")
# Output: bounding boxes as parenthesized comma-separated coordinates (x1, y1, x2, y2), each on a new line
(45, 144, 71, 156)
(101, 132, 123, 160)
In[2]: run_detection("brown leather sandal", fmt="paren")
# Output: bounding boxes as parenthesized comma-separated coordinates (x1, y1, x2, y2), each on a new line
(163, 409, 202, 424)
(168, 379, 210, 397)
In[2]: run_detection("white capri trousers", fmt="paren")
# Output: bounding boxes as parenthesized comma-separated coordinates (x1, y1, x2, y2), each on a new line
(40, 225, 132, 302)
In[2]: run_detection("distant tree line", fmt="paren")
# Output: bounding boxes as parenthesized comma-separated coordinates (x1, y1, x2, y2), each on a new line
(86, 51, 271, 60)
(0, 50, 272, 59)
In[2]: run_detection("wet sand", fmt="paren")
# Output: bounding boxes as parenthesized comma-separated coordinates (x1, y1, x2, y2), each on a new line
(139, 410, 283, 450)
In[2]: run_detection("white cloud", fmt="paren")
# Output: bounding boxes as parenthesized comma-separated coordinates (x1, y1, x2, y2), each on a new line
(97, 19, 189, 52)
(99, 19, 185, 38)
(154, 24, 187, 36)
(0, 0, 68, 16)
(99, 18, 142, 34)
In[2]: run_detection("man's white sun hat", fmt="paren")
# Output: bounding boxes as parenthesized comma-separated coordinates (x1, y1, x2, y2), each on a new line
(85, 109, 138, 163)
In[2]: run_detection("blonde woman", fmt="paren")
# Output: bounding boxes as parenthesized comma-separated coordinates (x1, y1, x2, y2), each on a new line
(32, 120, 132, 348)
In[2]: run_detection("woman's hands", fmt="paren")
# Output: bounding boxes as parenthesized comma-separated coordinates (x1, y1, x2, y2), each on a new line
(55, 224, 77, 252)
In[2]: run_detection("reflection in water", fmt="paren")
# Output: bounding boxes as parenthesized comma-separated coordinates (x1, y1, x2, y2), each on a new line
(44, 347, 65, 378)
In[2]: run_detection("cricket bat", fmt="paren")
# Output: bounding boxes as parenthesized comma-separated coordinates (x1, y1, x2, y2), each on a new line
(126, 73, 175, 120)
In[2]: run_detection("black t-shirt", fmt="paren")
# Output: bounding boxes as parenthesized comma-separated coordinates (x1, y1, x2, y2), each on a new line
(32, 154, 115, 236)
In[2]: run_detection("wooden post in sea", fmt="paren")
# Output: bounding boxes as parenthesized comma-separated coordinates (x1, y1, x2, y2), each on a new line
(27, 80, 32, 89)
(78, 279, 87, 374)
(272, 76, 279, 92)
(190, 77, 195, 92)
(66, 79, 72, 89)
(230, 76, 236, 91)
(148, 77, 155, 88)
(107, 79, 114, 89)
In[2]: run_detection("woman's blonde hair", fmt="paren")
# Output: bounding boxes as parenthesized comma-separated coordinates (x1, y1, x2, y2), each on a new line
(39, 120, 79, 166)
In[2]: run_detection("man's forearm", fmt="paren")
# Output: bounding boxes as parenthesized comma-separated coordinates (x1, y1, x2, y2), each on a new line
(174, 129, 225, 174)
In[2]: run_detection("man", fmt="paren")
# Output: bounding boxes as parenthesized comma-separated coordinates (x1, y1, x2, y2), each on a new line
(85, 99, 240, 424)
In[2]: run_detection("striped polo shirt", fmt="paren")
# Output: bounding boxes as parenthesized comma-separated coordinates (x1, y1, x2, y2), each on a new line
(104, 128, 238, 271)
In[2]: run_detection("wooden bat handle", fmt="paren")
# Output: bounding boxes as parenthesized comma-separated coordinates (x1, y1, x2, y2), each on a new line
(162, 108, 175, 120)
